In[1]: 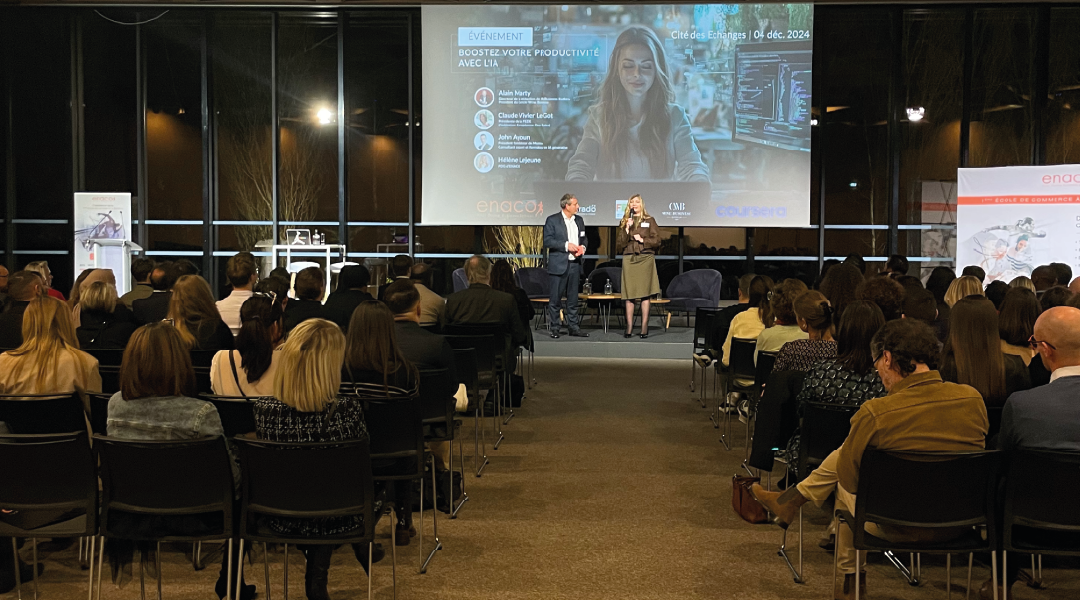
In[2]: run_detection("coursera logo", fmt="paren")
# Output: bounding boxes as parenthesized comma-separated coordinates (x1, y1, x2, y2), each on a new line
(715, 206, 788, 218)
(475, 200, 544, 216)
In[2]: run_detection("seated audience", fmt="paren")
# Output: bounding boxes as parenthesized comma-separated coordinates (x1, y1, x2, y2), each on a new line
(77, 281, 137, 349)
(756, 278, 809, 362)
(881, 254, 909, 277)
(342, 302, 420, 546)
(902, 286, 943, 342)
(1039, 284, 1073, 311)
(490, 259, 535, 333)
(216, 252, 258, 336)
(893, 274, 922, 293)
(72, 268, 125, 327)
(0, 271, 43, 349)
(998, 287, 1040, 366)
(442, 255, 528, 354)
(119, 258, 156, 308)
(67, 268, 96, 310)
(945, 275, 984, 307)
(322, 265, 374, 332)
(772, 290, 835, 373)
(984, 280, 1009, 309)
(752, 319, 988, 600)
(25, 260, 65, 301)
(254, 276, 289, 310)
(1049, 262, 1072, 287)
(132, 261, 175, 325)
(818, 263, 863, 326)
(813, 259, 840, 290)
(409, 263, 445, 325)
(0, 295, 101, 401)
(283, 266, 327, 334)
(855, 274, 904, 321)
(1009, 276, 1035, 292)
(167, 275, 234, 352)
(1069, 276, 1080, 295)
(267, 267, 291, 285)
(695, 272, 755, 366)
(253, 318, 383, 593)
(842, 253, 865, 275)
(378, 254, 414, 300)
(106, 321, 249, 600)
(210, 295, 284, 397)
(1030, 265, 1057, 291)
(961, 264, 985, 284)
(721, 275, 772, 367)
(925, 266, 955, 322)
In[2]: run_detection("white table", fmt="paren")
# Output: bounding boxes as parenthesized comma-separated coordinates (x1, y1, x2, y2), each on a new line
(271, 244, 347, 295)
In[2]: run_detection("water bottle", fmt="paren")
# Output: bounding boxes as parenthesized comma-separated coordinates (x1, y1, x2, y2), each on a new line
(604, 279, 612, 295)
(583, 280, 592, 295)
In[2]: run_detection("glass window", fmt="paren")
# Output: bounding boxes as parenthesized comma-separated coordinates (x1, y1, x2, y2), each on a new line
(1047, 7, 1080, 165)
(83, 14, 138, 195)
(969, 8, 1035, 167)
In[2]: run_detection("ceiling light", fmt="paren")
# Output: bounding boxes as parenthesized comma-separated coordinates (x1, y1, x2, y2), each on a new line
(906, 107, 925, 122)
(316, 108, 334, 125)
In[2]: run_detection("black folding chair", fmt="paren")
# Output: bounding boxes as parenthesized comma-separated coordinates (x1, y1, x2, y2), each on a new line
(418, 368, 467, 518)
(445, 323, 514, 428)
(835, 449, 1000, 600)
(444, 333, 504, 451)
(190, 351, 216, 393)
(691, 307, 720, 399)
(0, 393, 87, 435)
(88, 393, 112, 437)
(233, 438, 384, 600)
(85, 349, 124, 395)
(715, 338, 757, 454)
(1002, 449, 1080, 595)
(202, 396, 258, 438)
(94, 436, 237, 600)
(450, 346, 488, 476)
(0, 431, 98, 600)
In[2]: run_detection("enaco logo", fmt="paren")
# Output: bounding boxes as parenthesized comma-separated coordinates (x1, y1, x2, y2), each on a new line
(715, 206, 787, 218)
(1041, 173, 1080, 185)
(475, 200, 544, 216)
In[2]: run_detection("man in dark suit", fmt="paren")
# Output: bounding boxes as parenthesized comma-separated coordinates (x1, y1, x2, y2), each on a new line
(0, 272, 42, 349)
(442, 255, 528, 354)
(132, 262, 176, 325)
(378, 254, 413, 301)
(283, 266, 327, 334)
(323, 265, 374, 332)
(542, 193, 588, 338)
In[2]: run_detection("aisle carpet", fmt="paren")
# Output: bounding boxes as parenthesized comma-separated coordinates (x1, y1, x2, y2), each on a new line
(16, 358, 1078, 599)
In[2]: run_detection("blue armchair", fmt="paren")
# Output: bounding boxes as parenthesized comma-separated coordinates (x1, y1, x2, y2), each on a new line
(665, 269, 722, 327)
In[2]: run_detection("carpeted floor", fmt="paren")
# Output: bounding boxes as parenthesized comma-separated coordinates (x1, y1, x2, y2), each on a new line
(12, 357, 1078, 599)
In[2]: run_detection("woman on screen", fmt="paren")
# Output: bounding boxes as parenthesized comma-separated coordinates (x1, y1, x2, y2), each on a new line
(566, 26, 709, 183)
(616, 194, 661, 338)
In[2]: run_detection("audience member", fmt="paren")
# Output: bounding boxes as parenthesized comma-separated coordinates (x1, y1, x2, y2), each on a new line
(1049, 262, 1072, 287)
(322, 265, 374, 332)
(105, 321, 248, 600)
(0, 264, 8, 313)
(842, 253, 865, 276)
(132, 261, 176, 325)
(994, 306, 1080, 598)
(283, 266, 327, 334)
(695, 272, 755, 366)
(0, 296, 101, 400)
(67, 268, 97, 310)
(409, 263, 445, 325)
(254, 276, 289, 311)
(253, 318, 383, 596)
(882, 254, 909, 276)
(267, 267, 291, 285)
(855, 274, 905, 320)
(72, 268, 124, 327)
(490, 259, 535, 331)
(25, 260, 65, 301)
(0, 271, 43, 349)
(944, 275, 983, 307)
(1030, 265, 1057, 291)
(998, 287, 1040, 367)
(984, 280, 1009, 309)
(939, 297, 1030, 417)
(961, 264, 985, 283)
(925, 266, 955, 321)
(342, 302, 420, 546)
(818, 263, 862, 326)
(752, 319, 987, 600)
(217, 252, 258, 336)
(893, 275, 922, 295)
(210, 295, 284, 397)
(1039, 284, 1073, 311)
(378, 254, 414, 300)
(1069, 276, 1080, 295)
(1008, 275, 1035, 292)
(120, 258, 156, 308)
(901, 287, 937, 326)
(721, 275, 771, 367)
(813, 259, 840, 290)
(756, 278, 809, 362)
(76, 281, 137, 349)
(167, 275, 234, 352)
(173, 258, 200, 278)
(442, 255, 528, 354)
(772, 291, 835, 373)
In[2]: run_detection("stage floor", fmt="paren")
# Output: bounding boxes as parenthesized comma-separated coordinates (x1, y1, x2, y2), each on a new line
(532, 321, 693, 360)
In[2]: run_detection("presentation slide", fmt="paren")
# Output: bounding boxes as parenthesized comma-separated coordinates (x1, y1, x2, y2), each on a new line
(957, 165, 1080, 284)
(421, 4, 814, 227)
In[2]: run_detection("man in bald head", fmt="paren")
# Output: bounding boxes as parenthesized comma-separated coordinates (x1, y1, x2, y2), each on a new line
(1068, 276, 1080, 295)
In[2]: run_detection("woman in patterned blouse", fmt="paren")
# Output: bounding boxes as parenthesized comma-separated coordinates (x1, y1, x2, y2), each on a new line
(253, 318, 381, 600)
(772, 291, 837, 373)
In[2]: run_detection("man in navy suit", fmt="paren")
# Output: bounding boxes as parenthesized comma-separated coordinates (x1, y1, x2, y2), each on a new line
(543, 194, 589, 338)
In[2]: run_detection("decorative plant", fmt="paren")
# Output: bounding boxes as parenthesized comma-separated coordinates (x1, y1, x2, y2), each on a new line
(485, 226, 545, 270)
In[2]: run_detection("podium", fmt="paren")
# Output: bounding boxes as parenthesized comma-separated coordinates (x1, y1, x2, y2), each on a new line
(87, 239, 143, 294)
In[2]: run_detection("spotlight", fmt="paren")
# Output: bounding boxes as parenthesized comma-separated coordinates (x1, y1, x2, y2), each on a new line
(317, 107, 334, 125)
(810, 118, 819, 126)
(906, 107, 925, 122)
(849, 181, 858, 189)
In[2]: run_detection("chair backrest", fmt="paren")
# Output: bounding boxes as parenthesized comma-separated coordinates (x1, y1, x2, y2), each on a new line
(0, 431, 97, 537)
(418, 368, 453, 430)
(451, 347, 479, 401)
(693, 307, 721, 352)
(360, 394, 424, 481)
(755, 351, 778, 389)
(445, 334, 497, 380)
(88, 392, 112, 436)
(452, 268, 469, 293)
(446, 322, 510, 365)
(516, 267, 549, 298)
(202, 395, 257, 437)
(856, 448, 999, 535)
(0, 393, 87, 434)
(799, 402, 859, 476)
(233, 438, 375, 542)
(85, 348, 124, 368)
(98, 365, 121, 395)
(94, 435, 235, 541)
(1004, 449, 1080, 539)
(666, 269, 723, 303)
(729, 338, 757, 381)
(587, 267, 622, 294)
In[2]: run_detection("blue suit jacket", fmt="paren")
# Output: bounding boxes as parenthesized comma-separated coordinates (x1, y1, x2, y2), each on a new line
(543, 212, 586, 276)
(998, 375, 1080, 455)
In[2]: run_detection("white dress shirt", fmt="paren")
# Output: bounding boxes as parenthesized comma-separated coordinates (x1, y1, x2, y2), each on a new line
(563, 211, 578, 262)
(1050, 364, 1080, 383)
(216, 289, 253, 337)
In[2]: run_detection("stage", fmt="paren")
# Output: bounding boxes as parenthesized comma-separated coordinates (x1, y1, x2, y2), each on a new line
(532, 321, 694, 360)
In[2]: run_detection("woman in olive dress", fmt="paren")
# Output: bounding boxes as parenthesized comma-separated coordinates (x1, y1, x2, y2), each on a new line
(616, 194, 661, 338)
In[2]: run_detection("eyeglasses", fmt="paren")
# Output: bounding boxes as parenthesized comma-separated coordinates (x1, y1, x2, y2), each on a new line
(253, 291, 278, 304)
(1029, 335, 1056, 350)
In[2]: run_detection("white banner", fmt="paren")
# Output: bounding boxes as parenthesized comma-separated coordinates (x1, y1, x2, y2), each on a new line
(73, 193, 132, 276)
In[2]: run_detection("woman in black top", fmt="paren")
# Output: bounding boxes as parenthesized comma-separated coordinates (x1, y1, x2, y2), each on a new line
(490, 259, 535, 327)
(76, 281, 136, 349)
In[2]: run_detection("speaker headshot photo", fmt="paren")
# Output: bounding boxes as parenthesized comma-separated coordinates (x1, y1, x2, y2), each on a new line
(474, 87, 494, 107)
(475, 109, 494, 130)
(474, 131, 494, 151)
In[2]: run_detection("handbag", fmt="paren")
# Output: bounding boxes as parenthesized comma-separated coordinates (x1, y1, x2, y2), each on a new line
(732, 475, 770, 524)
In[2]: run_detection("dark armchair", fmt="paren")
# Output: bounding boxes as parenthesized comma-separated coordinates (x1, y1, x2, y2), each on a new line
(665, 269, 723, 327)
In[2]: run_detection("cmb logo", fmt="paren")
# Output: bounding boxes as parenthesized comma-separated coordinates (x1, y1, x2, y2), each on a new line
(668, 202, 686, 211)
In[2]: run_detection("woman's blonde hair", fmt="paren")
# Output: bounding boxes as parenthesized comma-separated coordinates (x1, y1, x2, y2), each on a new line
(9, 296, 81, 386)
(80, 281, 118, 313)
(1009, 276, 1036, 292)
(167, 275, 222, 348)
(618, 194, 651, 230)
(273, 319, 345, 412)
(944, 275, 984, 307)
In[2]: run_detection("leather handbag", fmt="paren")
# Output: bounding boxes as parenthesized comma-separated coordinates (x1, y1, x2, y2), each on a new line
(732, 475, 770, 524)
